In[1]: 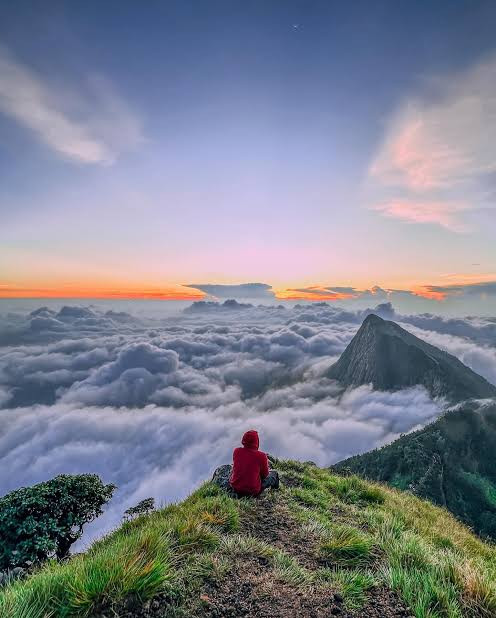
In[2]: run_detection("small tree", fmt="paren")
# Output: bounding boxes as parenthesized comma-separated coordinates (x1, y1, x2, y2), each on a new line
(123, 497, 155, 520)
(0, 474, 116, 570)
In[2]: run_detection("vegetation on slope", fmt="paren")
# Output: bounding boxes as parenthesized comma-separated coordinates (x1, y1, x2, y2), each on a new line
(0, 474, 116, 570)
(334, 400, 496, 540)
(1, 461, 496, 618)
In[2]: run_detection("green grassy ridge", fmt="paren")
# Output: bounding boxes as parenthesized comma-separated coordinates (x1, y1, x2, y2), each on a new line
(334, 401, 496, 540)
(1, 461, 496, 618)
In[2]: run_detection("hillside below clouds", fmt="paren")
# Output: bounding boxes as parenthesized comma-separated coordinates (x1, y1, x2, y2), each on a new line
(330, 314, 496, 539)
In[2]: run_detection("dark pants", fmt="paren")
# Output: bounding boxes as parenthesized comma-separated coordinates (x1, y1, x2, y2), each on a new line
(261, 470, 280, 491)
(212, 465, 279, 497)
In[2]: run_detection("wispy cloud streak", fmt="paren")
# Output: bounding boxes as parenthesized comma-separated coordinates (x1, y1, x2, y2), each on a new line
(0, 47, 143, 164)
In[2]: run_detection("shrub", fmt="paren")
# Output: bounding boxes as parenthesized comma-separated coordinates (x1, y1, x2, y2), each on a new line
(124, 497, 155, 520)
(0, 474, 116, 569)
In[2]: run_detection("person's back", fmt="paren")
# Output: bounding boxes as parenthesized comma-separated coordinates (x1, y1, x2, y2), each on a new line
(229, 430, 269, 496)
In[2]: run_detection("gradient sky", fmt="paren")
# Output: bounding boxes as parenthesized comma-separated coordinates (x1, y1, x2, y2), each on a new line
(1, 1, 495, 305)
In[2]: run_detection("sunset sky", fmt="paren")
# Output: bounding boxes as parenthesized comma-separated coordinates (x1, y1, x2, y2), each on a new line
(1, 1, 495, 307)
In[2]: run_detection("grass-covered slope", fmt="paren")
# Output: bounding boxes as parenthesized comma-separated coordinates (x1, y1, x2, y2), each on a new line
(334, 400, 496, 541)
(1, 461, 496, 618)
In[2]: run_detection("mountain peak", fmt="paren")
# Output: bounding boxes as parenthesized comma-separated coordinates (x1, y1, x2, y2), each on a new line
(362, 312, 384, 324)
(327, 316, 496, 401)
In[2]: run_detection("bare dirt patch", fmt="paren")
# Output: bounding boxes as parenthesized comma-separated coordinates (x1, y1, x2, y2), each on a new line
(192, 555, 343, 618)
(190, 555, 413, 618)
(239, 492, 320, 569)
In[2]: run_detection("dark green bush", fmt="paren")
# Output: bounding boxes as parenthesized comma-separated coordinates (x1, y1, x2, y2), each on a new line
(123, 497, 155, 520)
(0, 474, 115, 569)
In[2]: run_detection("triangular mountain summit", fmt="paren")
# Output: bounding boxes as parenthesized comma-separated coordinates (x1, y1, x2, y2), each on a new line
(326, 313, 496, 402)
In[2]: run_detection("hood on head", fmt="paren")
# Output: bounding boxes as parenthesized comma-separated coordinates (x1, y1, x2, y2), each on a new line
(242, 430, 259, 449)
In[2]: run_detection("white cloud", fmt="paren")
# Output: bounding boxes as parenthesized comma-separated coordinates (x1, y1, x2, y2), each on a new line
(0, 385, 439, 548)
(373, 200, 469, 232)
(0, 47, 143, 164)
(185, 283, 275, 300)
(398, 322, 496, 386)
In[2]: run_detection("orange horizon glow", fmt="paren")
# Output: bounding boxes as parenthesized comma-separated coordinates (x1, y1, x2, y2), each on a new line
(411, 286, 447, 301)
(274, 286, 357, 301)
(1, 276, 495, 301)
(0, 284, 206, 300)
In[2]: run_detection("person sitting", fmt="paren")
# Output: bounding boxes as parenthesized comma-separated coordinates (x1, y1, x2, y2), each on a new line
(228, 430, 279, 497)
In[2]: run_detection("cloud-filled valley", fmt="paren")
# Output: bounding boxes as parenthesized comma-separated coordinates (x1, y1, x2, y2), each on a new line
(1, 299, 496, 546)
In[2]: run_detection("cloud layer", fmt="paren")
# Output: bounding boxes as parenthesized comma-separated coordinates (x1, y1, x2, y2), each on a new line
(1, 299, 496, 546)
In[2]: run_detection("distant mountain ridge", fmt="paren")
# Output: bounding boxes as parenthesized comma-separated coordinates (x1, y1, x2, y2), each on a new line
(326, 313, 496, 402)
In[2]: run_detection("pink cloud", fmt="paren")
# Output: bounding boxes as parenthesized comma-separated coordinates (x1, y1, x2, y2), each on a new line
(374, 200, 468, 232)
(370, 111, 468, 192)
(368, 55, 496, 231)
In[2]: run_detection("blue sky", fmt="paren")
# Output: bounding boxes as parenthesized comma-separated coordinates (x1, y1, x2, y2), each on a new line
(1, 1, 495, 309)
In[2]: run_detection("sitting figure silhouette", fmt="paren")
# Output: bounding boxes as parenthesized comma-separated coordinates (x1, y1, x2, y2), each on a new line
(212, 430, 279, 497)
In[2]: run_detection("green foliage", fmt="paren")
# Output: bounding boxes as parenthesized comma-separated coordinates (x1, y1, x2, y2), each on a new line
(460, 472, 496, 508)
(124, 497, 155, 520)
(0, 522, 175, 618)
(0, 474, 115, 570)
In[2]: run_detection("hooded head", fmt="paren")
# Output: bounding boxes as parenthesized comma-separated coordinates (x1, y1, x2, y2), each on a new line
(241, 430, 259, 450)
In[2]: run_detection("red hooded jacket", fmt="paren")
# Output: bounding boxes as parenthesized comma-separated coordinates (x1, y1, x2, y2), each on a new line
(229, 430, 269, 496)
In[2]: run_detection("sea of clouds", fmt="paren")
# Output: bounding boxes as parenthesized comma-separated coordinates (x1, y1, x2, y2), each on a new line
(1, 299, 496, 547)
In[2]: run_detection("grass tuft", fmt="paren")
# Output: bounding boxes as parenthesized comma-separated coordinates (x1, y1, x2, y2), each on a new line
(219, 534, 274, 559)
(316, 567, 376, 609)
(272, 551, 313, 587)
(319, 525, 376, 567)
(327, 475, 385, 505)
